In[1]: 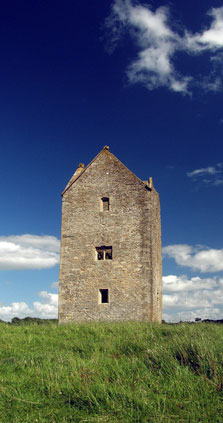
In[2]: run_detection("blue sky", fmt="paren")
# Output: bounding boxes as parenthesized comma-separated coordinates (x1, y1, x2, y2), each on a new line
(1, 0, 223, 322)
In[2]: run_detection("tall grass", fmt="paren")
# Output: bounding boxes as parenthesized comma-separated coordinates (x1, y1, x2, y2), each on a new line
(0, 321, 223, 422)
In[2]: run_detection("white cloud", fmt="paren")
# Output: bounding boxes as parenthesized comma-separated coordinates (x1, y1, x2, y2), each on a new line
(163, 244, 223, 273)
(33, 291, 58, 318)
(200, 76, 222, 93)
(163, 274, 223, 322)
(163, 274, 218, 292)
(0, 302, 32, 320)
(0, 234, 60, 270)
(51, 281, 59, 289)
(37, 291, 58, 306)
(107, 2, 223, 94)
(163, 287, 223, 309)
(0, 291, 58, 322)
(188, 7, 223, 50)
(187, 164, 223, 186)
(187, 166, 220, 177)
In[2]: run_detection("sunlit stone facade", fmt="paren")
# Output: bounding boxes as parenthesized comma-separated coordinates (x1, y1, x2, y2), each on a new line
(59, 146, 162, 323)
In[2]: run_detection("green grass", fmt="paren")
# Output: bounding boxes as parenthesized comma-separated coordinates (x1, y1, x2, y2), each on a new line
(0, 321, 223, 422)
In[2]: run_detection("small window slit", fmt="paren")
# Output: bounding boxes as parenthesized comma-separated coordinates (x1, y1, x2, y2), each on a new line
(99, 289, 109, 303)
(101, 197, 110, 211)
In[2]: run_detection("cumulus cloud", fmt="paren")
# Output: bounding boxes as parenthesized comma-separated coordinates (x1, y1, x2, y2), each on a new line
(0, 234, 60, 270)
(163, 287, 223, 309)
(163, 274, 223, 322)
(33, 291, 58, 318)
(163, 274, 218, 292)
(0, 302, 32, 320)
(163, 244, 223, 273)
(0, 291, 58, 322)
(106, 1, 223, 94)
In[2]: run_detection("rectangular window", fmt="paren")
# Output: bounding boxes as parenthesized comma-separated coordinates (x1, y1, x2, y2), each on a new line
(101, 197, 109, 211)
(99, 289, 109, 303)
(96, 246, 112, 260)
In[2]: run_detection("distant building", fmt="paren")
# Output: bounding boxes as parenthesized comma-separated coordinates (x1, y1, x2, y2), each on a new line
(58, 146, 162, 323)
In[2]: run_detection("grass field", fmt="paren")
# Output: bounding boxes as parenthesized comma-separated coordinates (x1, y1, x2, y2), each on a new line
(0, 321, 223, 423)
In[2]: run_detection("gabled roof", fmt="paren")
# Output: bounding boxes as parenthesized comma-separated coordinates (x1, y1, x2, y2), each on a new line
(62, 146, 153, 195)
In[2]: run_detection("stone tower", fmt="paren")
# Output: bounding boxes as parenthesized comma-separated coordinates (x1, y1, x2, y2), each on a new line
(58, 146, 162, 323)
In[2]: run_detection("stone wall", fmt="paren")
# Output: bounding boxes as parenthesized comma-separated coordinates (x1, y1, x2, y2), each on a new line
(58, 147, 162, 323)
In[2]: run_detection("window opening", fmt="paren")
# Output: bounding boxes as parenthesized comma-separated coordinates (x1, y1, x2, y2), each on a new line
(97, 249, 104, 260)
(99, 289, 109, 303)
(96, 246, 112, 260)
(105, 248, 112, 260)
(101, 197, 109, 211)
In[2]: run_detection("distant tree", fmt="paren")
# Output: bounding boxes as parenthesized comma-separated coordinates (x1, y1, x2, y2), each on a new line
(11, 317, 58, 325)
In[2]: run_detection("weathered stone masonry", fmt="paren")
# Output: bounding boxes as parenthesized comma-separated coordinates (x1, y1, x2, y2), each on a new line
(58, 146, 162, 323)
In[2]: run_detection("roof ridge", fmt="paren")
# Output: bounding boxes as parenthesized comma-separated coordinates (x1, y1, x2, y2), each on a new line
(62, 146, 109, 195)
(62, 146, 155, 195)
